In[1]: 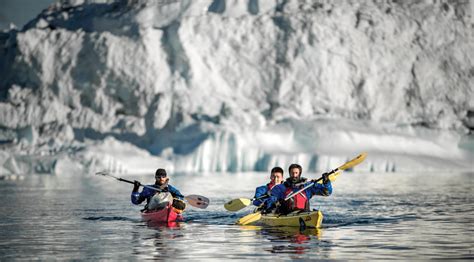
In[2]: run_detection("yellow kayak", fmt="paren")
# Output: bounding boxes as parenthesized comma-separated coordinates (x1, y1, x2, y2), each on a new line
(259, 210, 323, 228)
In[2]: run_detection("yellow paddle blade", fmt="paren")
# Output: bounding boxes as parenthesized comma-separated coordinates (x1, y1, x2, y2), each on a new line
(317, 170, 342, 184)
(224, 198, 252, 212)
(338, 152, 367, 171)
(236, 212, 262, 225)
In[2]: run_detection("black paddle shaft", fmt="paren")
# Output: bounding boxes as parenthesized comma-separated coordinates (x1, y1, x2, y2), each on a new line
(117, 178, 164, 192)
(284, 168, 338, 201)
(118, 177, 135, 184)
(253, 194, 271, 201)
(97, 172, 162, 192)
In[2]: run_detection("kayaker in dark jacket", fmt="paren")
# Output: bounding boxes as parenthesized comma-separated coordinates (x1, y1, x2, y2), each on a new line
(265, 164, 332, 214)
(131, 168, 184, 211)
(253, 166, 284, 206)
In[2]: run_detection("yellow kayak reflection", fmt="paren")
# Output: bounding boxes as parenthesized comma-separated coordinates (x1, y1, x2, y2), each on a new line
(240, 225, 321, 236)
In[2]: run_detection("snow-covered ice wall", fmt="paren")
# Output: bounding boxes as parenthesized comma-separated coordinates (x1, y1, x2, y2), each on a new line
(0, 0, 473, 174)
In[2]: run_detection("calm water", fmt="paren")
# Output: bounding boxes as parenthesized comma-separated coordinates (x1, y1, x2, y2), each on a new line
(0, 171, 472, 260)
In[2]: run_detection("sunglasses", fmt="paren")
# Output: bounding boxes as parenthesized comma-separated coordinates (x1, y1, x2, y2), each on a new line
(155, 174, 167, 179)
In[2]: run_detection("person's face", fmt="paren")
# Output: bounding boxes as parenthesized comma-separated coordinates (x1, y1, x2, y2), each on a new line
(270, 172, 283, 184)
(155, 174, 167, 184)
(289, 168, 301, 179)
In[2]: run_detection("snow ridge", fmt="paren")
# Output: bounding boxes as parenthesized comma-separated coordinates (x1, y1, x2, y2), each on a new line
(0, 0, 472, 174)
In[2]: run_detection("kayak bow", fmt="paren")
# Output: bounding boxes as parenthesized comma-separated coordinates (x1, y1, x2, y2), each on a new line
(141, 205, 184, 223)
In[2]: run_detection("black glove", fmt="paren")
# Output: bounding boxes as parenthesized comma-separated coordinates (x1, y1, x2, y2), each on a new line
(322, 172, 330, 184)
(132, 180, 141, 192)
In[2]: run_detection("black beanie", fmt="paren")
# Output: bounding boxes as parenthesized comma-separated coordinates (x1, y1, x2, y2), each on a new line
(155, 168, 167, 177)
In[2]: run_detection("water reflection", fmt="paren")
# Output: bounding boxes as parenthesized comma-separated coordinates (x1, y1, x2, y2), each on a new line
(146, 221, 182, 229)
(239, 225, 323, 255)
(132, 222, 185, 260)
(0, 172, 471, 260)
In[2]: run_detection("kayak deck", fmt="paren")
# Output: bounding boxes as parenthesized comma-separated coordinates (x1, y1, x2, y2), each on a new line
(259, 210, 323, 228)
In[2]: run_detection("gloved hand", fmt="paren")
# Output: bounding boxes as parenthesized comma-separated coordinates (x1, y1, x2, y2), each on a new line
(263, 196, 277, 211)
(132, 180, 141, 192)
(321, 172, 330, 184)
(261, 206, 272, 214)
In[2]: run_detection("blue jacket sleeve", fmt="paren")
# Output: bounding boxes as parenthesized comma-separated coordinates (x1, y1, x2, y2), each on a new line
(264, 184, 286, 209)
(306, 180, 332, 198)
(168, 185, 184, 200)
(270, 184, 286, 200)
(253, 185, 270, 206)
(131, 186, 154, 205)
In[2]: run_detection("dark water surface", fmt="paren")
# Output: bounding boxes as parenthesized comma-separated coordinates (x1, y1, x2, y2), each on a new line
(0, 171, 472, 260)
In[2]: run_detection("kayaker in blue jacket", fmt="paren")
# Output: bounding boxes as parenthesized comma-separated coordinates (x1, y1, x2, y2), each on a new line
(252, 166, 284, 207)
(265, 164, 332, 215)
(131, 168, 185, 211)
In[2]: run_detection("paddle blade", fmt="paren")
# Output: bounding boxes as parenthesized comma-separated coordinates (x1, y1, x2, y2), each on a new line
(185, 195, 210, 209)
(95, 171, 108, 176)
(338, 152, 367, 171)
(236, 212, 262, 225)
(224, 198, 252, 212)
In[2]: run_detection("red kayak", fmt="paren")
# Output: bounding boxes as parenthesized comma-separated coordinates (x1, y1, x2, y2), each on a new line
(140, 204, 184, 223)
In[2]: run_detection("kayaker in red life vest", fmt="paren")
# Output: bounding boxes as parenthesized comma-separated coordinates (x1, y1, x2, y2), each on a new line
(252, 167, 284, 207)
(131, 168, 185, 211)
(265, 164, 332, 215)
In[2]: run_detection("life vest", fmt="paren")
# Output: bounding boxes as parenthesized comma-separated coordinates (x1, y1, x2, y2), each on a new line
(147, 192, 173, 210)
(284, 186, 308, 211)
(267, 182, 276, 191)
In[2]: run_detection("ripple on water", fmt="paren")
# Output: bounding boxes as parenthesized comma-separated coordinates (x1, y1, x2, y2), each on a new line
(0, 172, 472, 260)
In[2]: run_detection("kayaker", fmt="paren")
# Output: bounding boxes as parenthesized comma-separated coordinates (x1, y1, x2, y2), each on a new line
(252, 166, 284, 207)
(265, 164, 332, 214)
(131, 168, 185, 211)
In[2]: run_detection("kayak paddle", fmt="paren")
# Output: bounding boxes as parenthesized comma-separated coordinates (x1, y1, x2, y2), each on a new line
(236, 152, 367, 226)
(236, 212, 262, 225)
(225, 171, 342, 212)
(184, 195, 210, 209)
(285, 152, 367, 201)
(95, 171, 210, 209)
(224, 195, 267, 212)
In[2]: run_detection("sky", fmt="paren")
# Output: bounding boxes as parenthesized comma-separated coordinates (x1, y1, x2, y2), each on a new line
(0, 0, 56, 31)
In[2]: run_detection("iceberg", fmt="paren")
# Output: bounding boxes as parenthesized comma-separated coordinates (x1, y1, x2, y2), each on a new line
(0, 0, 472, 174)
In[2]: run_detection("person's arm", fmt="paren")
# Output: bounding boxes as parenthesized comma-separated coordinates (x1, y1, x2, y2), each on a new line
(264, 184, 285, 210)
(307, 174, 332, 197)
(131, 182, 148, 205)
(252, 185, 268, 206)
(167, 185, 184, 200)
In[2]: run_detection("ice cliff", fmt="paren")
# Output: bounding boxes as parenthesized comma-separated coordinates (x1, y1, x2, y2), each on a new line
(0, 0, 473, 175)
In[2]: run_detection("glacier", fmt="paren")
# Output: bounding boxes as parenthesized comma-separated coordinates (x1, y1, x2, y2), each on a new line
(0, 0, 473, 175)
